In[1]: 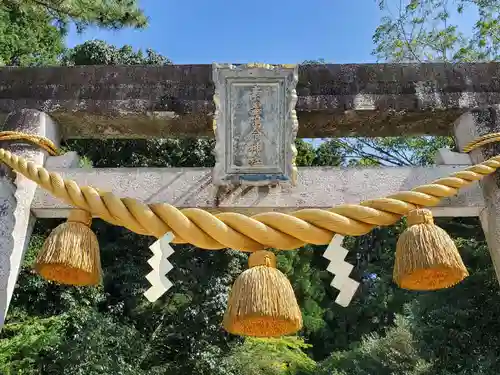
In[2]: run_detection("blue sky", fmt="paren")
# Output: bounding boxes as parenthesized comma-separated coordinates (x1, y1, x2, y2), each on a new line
(66, 0, 385, 64)
(66, 0, 478, 64)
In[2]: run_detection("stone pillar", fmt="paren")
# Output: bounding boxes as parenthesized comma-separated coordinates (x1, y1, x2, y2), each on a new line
(454, 105, 500, 283)
(0, 109, 60, 328)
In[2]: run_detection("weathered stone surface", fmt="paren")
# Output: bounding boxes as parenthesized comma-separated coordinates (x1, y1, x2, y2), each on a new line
(0, 109, 59, 328)
(454, 106, 500, 284)
(0, 63, 499, 138)
(212, 63, 298, 185)
(434, 148, 472, 165)
(31, 165, 483, 218)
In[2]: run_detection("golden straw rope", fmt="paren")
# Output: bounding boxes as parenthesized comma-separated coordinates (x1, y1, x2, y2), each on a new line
(1, 132, 499, 251)
(462, 132, 500, 153)
(0, 131, 59, 156)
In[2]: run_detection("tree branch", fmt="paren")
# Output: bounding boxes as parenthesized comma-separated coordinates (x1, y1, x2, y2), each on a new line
(397, 0, 422, 62)
(26, 0, 83, 20)
(335, 139, 407, 166)
(355, 138, 413, 166)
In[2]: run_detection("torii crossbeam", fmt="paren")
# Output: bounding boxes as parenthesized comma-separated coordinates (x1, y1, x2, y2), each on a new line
(1, 62, 500, 334)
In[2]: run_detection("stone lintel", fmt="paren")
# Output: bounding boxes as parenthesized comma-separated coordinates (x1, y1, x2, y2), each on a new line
(31, 165, 483, 218)
(1, 63, 500, 138)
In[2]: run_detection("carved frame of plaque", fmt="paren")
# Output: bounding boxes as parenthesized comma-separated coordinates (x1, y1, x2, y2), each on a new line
(212, 63, 298, 186)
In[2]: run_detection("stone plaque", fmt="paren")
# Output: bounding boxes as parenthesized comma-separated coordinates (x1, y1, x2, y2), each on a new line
(212, 63, 298, 186)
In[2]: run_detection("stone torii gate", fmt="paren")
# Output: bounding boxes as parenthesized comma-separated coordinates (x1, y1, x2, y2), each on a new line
(1, 62, 500, 330)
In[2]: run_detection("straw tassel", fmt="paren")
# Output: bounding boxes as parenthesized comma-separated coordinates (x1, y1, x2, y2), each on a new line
(223, 250, 302, 337)
(393, 208, 468, 291)
(35, 209, 101, 286)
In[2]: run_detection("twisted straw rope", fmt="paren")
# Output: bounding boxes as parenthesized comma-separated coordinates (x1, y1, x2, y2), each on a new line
(0, 131, 59, 155)
(0, 132, 499, 251)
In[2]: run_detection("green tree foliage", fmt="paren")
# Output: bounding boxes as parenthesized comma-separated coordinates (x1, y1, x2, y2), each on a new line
(62, 39, 171, 66)
(0, 3, 64, 66)
(313, 140, 344, 166)
(294, 139, 317, 166)
(319, 315, 431, 375)
(333, 136, 454, 166)
(373, 0, 500, 62)
(4, 0, 147, 31)
(0, 314, 67, 374)
(301, 58, 328, 64)
(319, 227, 500, 375)
(0, 0, 146, 66)
(278, 247, 329, 336)
(224, 337, 317, 375)
(405, 236, 500, 375)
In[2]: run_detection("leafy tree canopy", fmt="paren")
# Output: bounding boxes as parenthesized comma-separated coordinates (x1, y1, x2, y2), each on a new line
(373, 0, 500, 62)
(0, 0, 147, 66)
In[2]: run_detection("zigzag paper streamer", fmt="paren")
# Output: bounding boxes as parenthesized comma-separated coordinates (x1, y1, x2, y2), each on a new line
(144, 232, 175, 302)
(323, 234, 360, 307)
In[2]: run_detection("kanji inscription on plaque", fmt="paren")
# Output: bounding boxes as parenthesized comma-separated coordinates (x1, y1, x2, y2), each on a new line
(212, 63, 298, 186)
